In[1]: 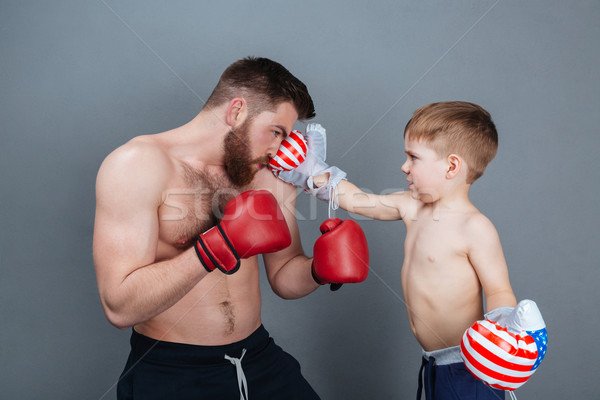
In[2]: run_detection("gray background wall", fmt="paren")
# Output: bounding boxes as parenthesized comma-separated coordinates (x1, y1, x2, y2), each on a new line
(1, 1, 599, 399)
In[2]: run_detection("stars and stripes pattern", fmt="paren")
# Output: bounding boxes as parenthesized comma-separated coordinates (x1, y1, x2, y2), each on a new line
(461, 319, 548, 391)
(528, 327, 548, 370)
(268, 130, 307, 173)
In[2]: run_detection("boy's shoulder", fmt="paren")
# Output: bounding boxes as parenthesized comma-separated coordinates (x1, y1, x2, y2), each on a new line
(464, 210, 494, 230)
(396, 191, 423, 221)
(463, 210, 501, 248)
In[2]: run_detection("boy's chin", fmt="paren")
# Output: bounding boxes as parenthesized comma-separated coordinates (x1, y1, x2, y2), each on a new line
(412, 189, 440, 203)
(408, 187, 420, 200)
(418, 194, 440, 203)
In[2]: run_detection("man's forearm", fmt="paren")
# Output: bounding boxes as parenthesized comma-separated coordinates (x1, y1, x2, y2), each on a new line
(270, 254, 320, 300)
(102, 249, 208, 328)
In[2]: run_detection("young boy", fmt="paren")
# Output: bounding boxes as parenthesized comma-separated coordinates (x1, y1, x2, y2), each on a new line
(314, 102, 516, 399)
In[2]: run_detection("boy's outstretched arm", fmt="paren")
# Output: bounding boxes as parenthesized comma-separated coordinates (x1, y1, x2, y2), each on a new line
(465, 213, 517, 312)
(313, 175, 411, 221)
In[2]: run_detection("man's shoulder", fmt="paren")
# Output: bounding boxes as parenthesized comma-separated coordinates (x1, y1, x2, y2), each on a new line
(100, 136, 171, 176)
(96, 136, 172, 201)
(107, 135, 169, 162)
(251, 169, 297, 199)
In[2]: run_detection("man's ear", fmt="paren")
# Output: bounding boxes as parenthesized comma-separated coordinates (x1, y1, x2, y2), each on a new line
(225, 98, 248, 128)
(446, 154, 462, 179)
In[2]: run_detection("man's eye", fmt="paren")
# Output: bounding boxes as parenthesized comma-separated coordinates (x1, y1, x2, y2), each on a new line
(272, 130, 281, 137)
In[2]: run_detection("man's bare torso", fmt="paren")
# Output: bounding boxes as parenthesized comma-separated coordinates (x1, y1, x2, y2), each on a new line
(401, 203, 484, 351)
(133, 134, 265, 345)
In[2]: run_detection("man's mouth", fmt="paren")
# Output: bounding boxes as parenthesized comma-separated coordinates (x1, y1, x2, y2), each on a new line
(256, 157, 270, 170)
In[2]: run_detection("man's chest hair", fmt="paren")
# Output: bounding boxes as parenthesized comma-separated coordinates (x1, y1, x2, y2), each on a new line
(159, 163, 249, 248)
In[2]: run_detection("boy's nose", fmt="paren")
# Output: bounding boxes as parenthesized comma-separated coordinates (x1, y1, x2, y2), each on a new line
(401, 161, 409, 174)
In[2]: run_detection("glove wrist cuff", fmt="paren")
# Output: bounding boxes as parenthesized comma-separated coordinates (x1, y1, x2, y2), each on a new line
(311, 264, 324, 285)
(194, 235, 216, 272)
(195, 224, 241, 274)
(311, 264, 342, 291)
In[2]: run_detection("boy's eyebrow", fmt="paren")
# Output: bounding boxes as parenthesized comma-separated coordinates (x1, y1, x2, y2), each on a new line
(405, 150, 420, 157)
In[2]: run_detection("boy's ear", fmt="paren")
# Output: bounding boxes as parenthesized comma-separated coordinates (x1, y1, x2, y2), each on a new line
(225, 97, 248, 128)
(446, 154, 462, 179)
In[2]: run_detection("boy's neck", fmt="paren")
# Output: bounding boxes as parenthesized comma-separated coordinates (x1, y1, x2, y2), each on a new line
(428, 184, 473, 211)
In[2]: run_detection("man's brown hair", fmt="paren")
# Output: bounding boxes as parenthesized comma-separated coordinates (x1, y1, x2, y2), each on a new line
(204, 57, 315, 120)
(404, 101, 498, 183)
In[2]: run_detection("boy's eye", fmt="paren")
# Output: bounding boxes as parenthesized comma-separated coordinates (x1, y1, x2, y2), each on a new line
(272, 130, 281, 137)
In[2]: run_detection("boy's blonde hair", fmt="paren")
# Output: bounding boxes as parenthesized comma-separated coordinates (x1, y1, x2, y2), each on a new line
(404, 101, 498, 183)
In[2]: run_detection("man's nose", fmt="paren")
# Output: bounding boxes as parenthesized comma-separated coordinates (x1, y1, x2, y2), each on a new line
(268, 137, 284, 158)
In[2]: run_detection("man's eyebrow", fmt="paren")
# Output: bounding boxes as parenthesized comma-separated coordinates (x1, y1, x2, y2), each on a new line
(273, 125, 288, 137)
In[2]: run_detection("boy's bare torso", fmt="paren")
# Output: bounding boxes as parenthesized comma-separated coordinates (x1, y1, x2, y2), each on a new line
(132, 134, 265, 345)
(401, 203, 484, 351)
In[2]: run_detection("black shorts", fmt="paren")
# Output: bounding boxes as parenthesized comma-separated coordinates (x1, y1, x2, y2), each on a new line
(117, 325, 320, 400)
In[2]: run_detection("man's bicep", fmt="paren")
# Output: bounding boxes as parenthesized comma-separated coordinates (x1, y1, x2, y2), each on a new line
(93, 204, 158, 287)
(92, 149, 164, 295)
(257, 172, 305, 278)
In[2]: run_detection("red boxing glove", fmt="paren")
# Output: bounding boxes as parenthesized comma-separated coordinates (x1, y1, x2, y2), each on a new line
(312, 218, 369, 291)
(195, 190, 291, 274)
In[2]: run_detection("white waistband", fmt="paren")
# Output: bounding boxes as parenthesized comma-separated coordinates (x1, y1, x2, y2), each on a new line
(421, 345, 463, 366)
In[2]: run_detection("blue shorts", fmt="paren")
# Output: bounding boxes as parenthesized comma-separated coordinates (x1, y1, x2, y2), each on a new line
(117, 325, 320, 400)
(417, 346, 505, 400)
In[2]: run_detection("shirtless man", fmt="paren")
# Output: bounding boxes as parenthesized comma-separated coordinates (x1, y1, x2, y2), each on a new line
(93, 57, 368, 399)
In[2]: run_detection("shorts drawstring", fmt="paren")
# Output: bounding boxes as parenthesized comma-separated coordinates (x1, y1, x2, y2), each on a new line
(417, 356, 436, 400)
(225, 348, 248, 400)
(328, 184, 339, 219)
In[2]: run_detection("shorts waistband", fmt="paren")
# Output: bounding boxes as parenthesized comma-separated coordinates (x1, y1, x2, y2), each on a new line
(421, 345, 462, 366)
(129, 324, 271, 365)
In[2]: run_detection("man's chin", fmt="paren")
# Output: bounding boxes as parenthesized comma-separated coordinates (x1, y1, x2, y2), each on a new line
(226, 166, 258, 187)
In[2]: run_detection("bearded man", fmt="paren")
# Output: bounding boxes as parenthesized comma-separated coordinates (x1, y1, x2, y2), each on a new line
(93, 57, 368, 399)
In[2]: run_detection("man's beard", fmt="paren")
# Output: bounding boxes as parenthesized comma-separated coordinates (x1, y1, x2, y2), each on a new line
(223, 119, 268, 187)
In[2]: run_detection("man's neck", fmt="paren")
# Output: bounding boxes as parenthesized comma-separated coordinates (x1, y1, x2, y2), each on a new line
(168, 108, 230, 166)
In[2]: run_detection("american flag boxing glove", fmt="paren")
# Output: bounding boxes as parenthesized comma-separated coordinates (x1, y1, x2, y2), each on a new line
(460, 299, 548, 392)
